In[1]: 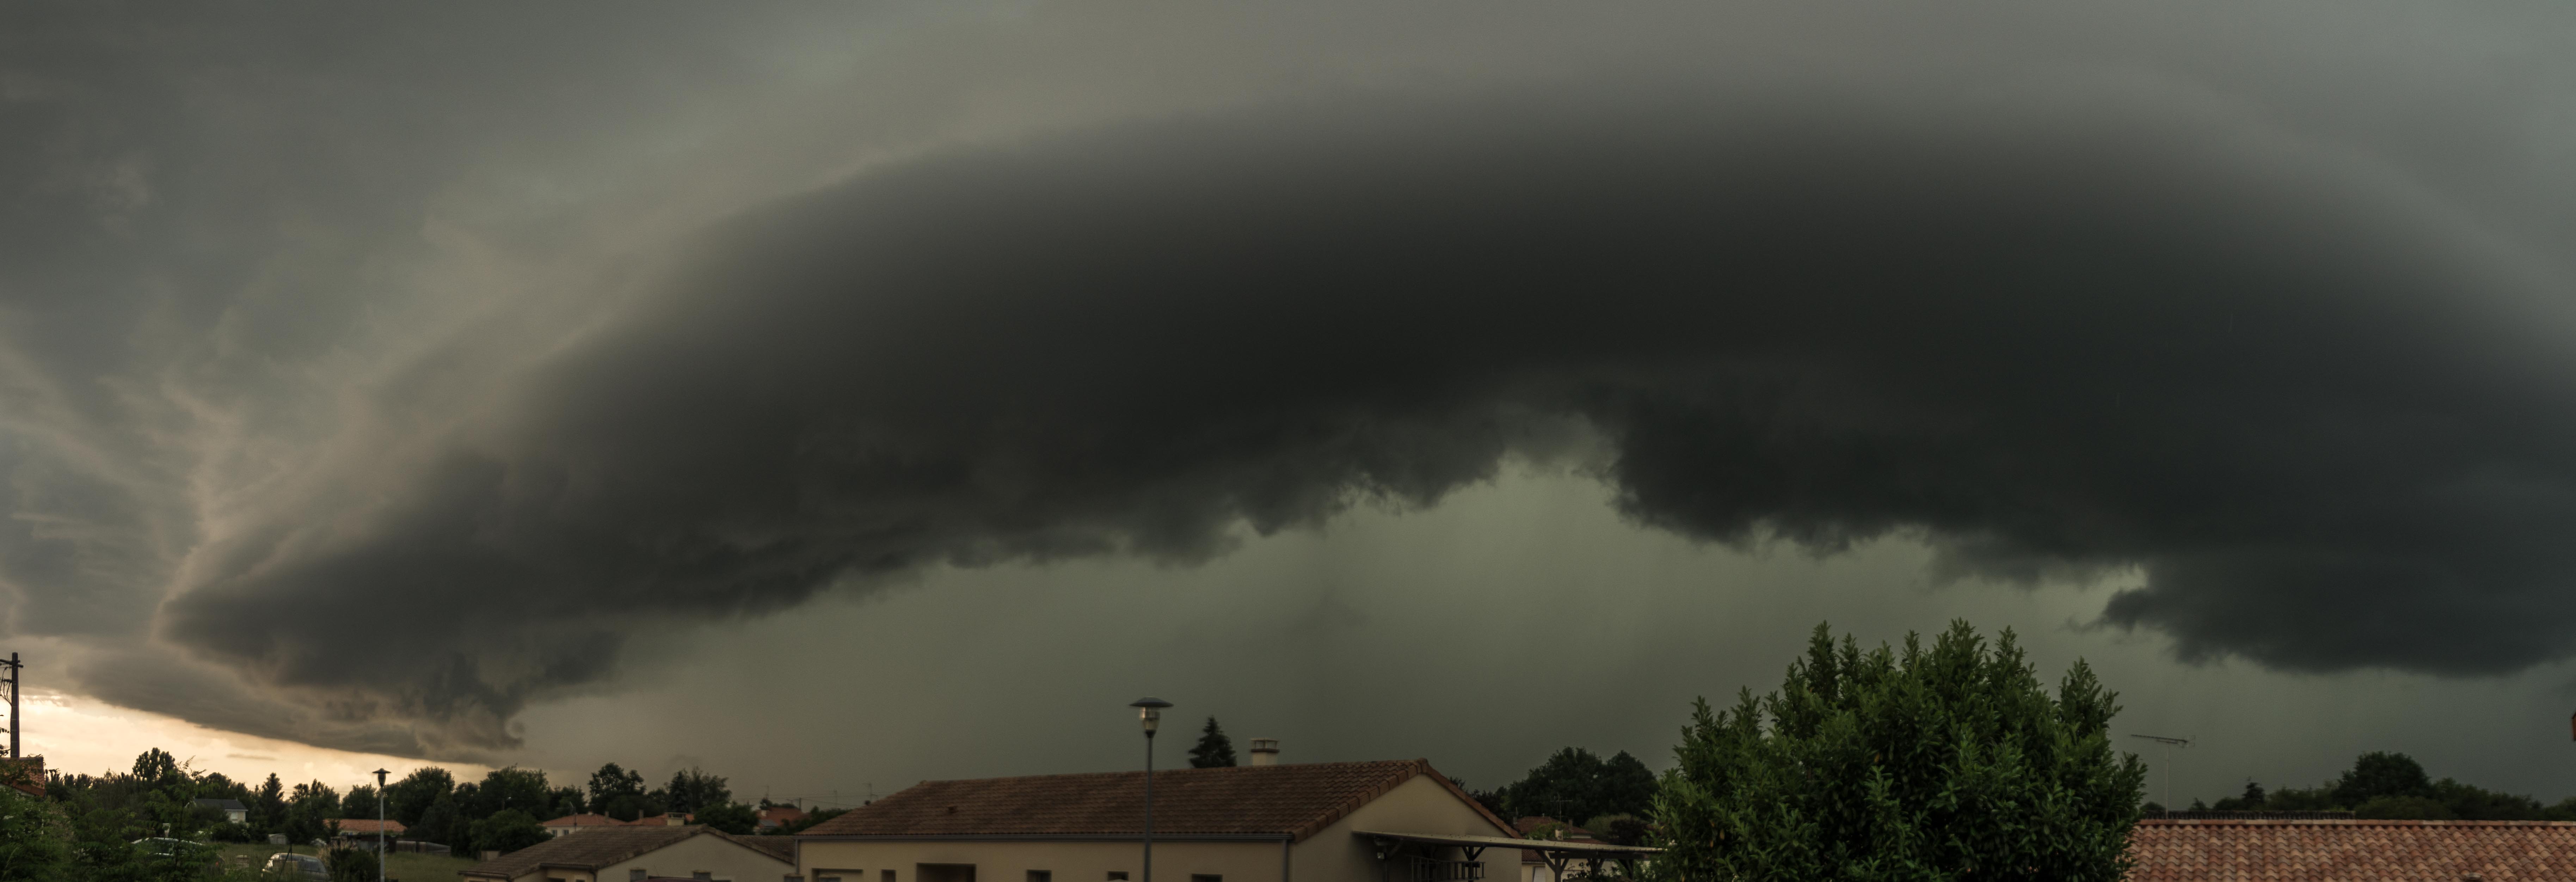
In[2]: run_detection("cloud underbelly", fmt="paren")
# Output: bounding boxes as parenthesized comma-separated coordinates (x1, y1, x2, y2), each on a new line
(158, 92, 2576, 749)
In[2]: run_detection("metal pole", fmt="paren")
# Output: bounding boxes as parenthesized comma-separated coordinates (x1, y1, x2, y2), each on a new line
(375, 768, 390, 882)
(1143, 729, 1156, 882)
(4, 652, 19, 759)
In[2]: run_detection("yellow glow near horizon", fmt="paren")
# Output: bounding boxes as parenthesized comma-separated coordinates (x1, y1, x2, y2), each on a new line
(16, 689, 490, 792)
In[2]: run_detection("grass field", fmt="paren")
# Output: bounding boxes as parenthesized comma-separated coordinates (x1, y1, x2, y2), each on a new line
(215, 843, 477, 882)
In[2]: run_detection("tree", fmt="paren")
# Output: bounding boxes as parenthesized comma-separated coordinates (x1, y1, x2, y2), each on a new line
(587, 764, 648, 819)
(2210, 780, 2266, 811)
(1189, 718, 1237, 768)
(130, 749, 181, 788)
(253, 774, 288, 835)
(2356, 795, 2453, 820)
(413, 797, 466, 852)
(1497, 747, 1656, 824)
(468, 768, 552, 822)
(1658, 621, 2147, 882)
(663, 768, 730, 816)
(695, 802, 758, 835)
(324, 843, 378, 882)
(537, 785, 584, 820)
(386, 768, 455, 827)
(282, 797, 330, 849)
(467, 809, 548, 855)
(2333, 752, 2433, 808)
(0, 786, 74, 882)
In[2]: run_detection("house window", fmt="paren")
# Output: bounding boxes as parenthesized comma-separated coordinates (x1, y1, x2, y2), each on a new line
(916, 865, 976, 882)
(1029, 872, 1051, 882)
(1108, 875, 1130, 881)
(1191, 876, 1222, 882)
(883, 872, 897, 882)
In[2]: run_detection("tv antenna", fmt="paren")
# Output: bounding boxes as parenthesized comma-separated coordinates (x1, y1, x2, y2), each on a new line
(2129, 734, 2191, 810)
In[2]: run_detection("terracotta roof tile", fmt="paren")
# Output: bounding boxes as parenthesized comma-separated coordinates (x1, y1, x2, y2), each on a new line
(800, 759, 1509, 843)
(2129, 818, 2576, 881)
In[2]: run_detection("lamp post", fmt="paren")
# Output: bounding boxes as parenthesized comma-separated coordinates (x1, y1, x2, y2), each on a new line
(1129, 698, 1172, 882)
(374, 768, 389, 882)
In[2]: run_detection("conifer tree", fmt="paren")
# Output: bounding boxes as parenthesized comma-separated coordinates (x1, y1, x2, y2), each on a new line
(1189, 717, 1237, 768)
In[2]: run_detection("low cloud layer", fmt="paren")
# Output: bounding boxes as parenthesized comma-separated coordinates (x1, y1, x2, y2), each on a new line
(8, 2, 2576, 755)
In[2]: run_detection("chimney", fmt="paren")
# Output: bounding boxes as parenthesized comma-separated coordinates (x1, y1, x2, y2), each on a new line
(1249, 738, 1280, 766)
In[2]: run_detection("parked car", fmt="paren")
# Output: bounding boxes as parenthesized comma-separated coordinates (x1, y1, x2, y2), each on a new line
(264, 851, 331, 882)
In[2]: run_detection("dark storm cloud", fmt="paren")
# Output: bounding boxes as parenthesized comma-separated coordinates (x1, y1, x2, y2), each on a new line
(148, 81, 2576, 748)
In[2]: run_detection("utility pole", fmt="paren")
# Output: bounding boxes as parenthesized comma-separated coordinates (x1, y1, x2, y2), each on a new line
(2, 651, 21, 759)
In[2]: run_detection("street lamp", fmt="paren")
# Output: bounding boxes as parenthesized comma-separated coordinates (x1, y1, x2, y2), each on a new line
(374, 768, 389, 882)
(1129, 698, 1172, 882)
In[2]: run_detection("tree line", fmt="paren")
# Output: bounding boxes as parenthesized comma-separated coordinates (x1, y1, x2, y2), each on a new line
(2185, 750, 2576, 820)
(0, 749, 849, 882)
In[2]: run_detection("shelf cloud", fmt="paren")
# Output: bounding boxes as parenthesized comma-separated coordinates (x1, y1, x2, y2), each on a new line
(7, 1, 2576, 756)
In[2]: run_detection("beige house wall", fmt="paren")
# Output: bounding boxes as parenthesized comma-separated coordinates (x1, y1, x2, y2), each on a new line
(1289, 776, 1515, 882)
(798, 839, 1284, 882)
(498, 833, 794, 882)
(801, 773, 1511, 882)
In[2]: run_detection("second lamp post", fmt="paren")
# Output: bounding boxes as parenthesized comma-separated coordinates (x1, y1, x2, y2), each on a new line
(1130, 698, 1173, 882)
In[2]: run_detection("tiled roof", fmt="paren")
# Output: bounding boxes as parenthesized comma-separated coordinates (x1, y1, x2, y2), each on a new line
(739, 836, 797, 862)
(800, 759, 1510, 843)
(331, 819, 406, 834)
(542, 814, 626, 828)
(2129, 818, 2576, 881)
(460, 826, 784, 879)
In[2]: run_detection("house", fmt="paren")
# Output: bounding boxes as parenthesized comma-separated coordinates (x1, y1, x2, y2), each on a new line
(459, 825, 797, 882)
(794, 759, 1656, 882)
(195, 798, 249, 825)
(2128, 817, 2576, 880)
(758, 806, 807, 832)
(546, 814, 631, 838)
(1, 756, 43, 798)
(629, 813, 698, 827)
(333, 818, 407, 840)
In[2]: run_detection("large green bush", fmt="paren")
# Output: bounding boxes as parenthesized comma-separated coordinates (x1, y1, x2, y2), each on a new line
(1656, 621, 2147, 882)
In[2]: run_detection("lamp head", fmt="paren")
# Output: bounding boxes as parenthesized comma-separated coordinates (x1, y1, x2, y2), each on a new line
(1130, 697, 1172, 734)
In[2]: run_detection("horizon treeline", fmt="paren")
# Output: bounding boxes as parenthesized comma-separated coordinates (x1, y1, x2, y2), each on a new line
(21, 748, 849, 860)
(2166, 751, 2576, 821)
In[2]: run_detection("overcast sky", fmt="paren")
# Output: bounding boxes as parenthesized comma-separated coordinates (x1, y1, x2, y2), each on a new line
(10, 0, 2576, 809)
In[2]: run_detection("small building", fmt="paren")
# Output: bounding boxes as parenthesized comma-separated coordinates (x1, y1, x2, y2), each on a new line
(334, 818, 407, 840)
(197, 798, 250, 825)
(794, 759, 1655, 882)
(758, 806, 808, 832)
(1, 757, 43, 798)
(547, 814, 631, 838)
(2129, 817, 2576, 880)
(460, 825, 795, 882)
(629, 813, 698, 827)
